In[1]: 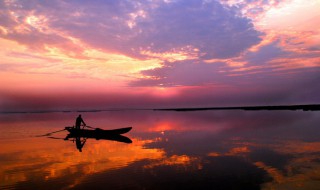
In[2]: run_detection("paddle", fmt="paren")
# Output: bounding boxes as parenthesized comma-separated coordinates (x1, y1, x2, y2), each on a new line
(83, 125, 99, 129)
(36, 125, 98, 138)
(47, 136, 76, 142)
(35, 129, 66, 137)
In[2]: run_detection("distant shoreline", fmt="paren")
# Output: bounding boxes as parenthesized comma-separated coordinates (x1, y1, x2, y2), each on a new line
(154, 104, 320, 112)
(1, 104, 319, 114)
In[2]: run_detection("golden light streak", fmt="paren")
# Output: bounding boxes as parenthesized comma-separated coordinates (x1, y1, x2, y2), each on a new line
(269, 57, 320, 70)
(0, 26, 8, 35)
(207, 146, 251, 158)
(204, 57, 247, 67)
(143, 155, 199, 169)
(140, 46, 199, 62)
(254, 161, 285, 183)
(248, 31, 277, 52)
(141, 50, 190, 62)
(207, 152, 221, 157)
(226, 146, 250, 155)
(273, 141, 320, 155)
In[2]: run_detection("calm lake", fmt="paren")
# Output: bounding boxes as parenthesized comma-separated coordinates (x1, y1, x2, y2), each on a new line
(0, 110, 319, 190)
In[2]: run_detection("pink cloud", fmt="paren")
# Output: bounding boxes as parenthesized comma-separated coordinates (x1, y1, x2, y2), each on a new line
(0, 0, 319, 111)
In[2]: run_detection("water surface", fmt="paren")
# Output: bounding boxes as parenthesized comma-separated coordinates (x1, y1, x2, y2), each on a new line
(0, 110, 319, 189)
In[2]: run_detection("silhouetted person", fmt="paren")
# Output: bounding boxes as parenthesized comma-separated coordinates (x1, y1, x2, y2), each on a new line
(76, 137, 86, 152)
(75, 114, 86, 130)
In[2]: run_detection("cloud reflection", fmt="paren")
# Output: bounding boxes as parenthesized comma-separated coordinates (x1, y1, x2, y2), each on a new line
(0, 137, 164, 189)
(1, 110, 320, 189)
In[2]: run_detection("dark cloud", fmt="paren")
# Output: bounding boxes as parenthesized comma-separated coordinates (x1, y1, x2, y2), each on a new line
(245, 42, 285, 66)
(130, 58, 318, 87)
(131, 60, 231, 87)
(130, 0, 261, 59)
(129, 57, 320, 106)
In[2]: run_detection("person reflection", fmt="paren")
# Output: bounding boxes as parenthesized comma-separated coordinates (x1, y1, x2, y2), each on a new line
(76, 137, 86, 152)
(75, 114, 86, 129)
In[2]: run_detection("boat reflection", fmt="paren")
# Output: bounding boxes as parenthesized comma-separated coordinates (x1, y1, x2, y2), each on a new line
(64, 132, 132, 152)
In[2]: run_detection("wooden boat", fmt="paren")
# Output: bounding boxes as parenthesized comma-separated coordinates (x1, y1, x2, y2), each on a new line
(65, 126, 132, 135)
(64, 126, 132, 143)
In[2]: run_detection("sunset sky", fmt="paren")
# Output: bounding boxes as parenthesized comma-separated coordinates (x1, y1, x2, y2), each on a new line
(0, 0, 319, 111)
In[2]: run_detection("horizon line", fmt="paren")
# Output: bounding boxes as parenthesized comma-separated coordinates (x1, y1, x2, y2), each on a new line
(0, 104, 319, 114)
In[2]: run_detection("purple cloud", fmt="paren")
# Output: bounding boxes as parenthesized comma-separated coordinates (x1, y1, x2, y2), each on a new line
(130, 0, 261, 59)
(129, 57, 320, 105)
(130, 60, 231, 87)
(0, 0, 261, 59)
